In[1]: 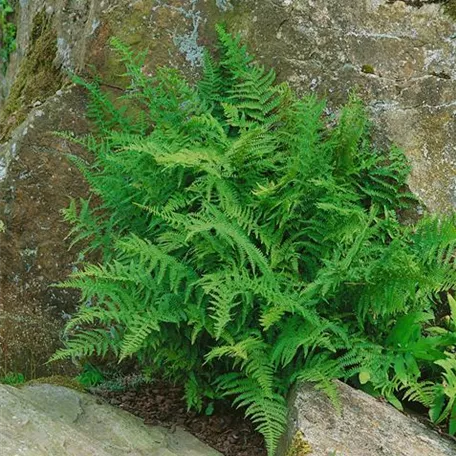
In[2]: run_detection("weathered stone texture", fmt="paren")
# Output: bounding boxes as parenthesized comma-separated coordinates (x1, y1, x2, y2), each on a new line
(2, 1, 456, 208)
(0, 383, 221, 455)
(242, 0, 456, 213)
(1, 0, 455, 377)
(278, 380, 456, 456)
(0, 87, 90, 377)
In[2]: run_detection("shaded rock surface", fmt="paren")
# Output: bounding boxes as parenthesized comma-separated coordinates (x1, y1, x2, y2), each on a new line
(0, 87, 90, 378)
(278, 380, 456, 456)
(1, 0, 455, 376)
(0, 383, 221, 456)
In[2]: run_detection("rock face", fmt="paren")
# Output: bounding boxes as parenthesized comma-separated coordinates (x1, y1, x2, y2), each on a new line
(0, 383, 221, 456)
(278, 380, 456, 456)
(0, 87, 91, 378)
(0, 0, 455, 376)
(0, 0, 231, 378)
(2, 1, 455, 205)
(255, 0, 456, 213)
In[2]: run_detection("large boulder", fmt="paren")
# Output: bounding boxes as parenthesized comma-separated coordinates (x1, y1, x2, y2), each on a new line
(256, 0, 456, 214)
(1, 0, 455, 376)
(278, 380, 456, 456)
(0, 0, 231, 378)
(3, 0, 455, 206)
(0, 383, 221, 456)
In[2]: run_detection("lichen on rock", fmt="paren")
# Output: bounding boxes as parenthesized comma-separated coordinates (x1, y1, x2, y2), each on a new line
(361, 64, 376, 74)
(168, 0, 206, 66)
(216, 0, 233, 12)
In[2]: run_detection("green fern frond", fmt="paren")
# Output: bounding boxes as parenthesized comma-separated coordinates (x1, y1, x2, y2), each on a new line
(50, 329, 116, 362)
(54, 28, 456, 452)
(119, 312, 160, 360)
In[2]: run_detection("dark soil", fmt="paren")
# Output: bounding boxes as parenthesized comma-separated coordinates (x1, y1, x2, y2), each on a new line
(95, 379, 267, 456)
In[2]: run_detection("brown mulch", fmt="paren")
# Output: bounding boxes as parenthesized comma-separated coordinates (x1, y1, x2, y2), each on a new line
(95, 379, 267, 456)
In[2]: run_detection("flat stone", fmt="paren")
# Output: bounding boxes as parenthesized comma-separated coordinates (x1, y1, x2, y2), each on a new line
(278, 380, 456, 456)
(0, 384, 221, 456)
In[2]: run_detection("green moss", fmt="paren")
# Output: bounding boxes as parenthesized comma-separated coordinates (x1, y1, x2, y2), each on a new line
(444, 0, 456, 20)
(25, 375, 87, 393)
(361, 64, 375, 75)
(0, 10, 64, 140)
(286, 431, 313, 456)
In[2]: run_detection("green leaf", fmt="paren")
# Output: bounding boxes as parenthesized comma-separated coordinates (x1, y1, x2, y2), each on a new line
(449, 402, 456, 435)
(359, 371, 371, 385)
(205, 402, 215, 416)
(448, 294, 456, 328)
(429, 389, 446, 423)
(385, 392, 403, 411)
(393, 356, 408, 385)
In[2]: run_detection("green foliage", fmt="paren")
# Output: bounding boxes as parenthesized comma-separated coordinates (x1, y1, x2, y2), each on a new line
(52, 26, 456, 454)
(0, 0, 16, 73)
(75, 363, 105, 388)
(0, 372, 25, 385)
(88, 372, 149, 393)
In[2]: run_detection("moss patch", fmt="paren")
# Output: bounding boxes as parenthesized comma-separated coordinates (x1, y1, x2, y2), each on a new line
(25, 375, 86, 393)
(444, 0, 456, 19)
(0, 10, 64, 140)
(361, 64, 375, 75)
(286, 431, 313, 456)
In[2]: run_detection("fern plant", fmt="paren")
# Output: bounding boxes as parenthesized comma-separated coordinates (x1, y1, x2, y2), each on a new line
(52, 26, 456, 454)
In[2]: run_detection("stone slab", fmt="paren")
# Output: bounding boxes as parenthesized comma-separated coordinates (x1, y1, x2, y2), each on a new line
(278, 380, 456, 456)
(0, 384, 221, 456)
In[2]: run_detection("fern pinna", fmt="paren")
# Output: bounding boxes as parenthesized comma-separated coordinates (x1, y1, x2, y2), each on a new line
(52, 26, 456, 453)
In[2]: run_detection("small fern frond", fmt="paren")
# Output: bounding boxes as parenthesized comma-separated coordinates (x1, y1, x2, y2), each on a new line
(50, 329, 116, 362)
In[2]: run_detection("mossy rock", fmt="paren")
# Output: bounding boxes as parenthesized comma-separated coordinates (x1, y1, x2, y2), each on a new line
(0, 10, 64, 140)
(444, 0, 456, 19)
(286, 431, 313, 456)
(25, 375, 86, 393)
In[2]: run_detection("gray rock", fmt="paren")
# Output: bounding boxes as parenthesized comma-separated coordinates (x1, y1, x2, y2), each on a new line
(278, 380, 456, 456)
(2, 2, 456, 209)
(239, 0, 456, 213)
(0, 383, 221, 456)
